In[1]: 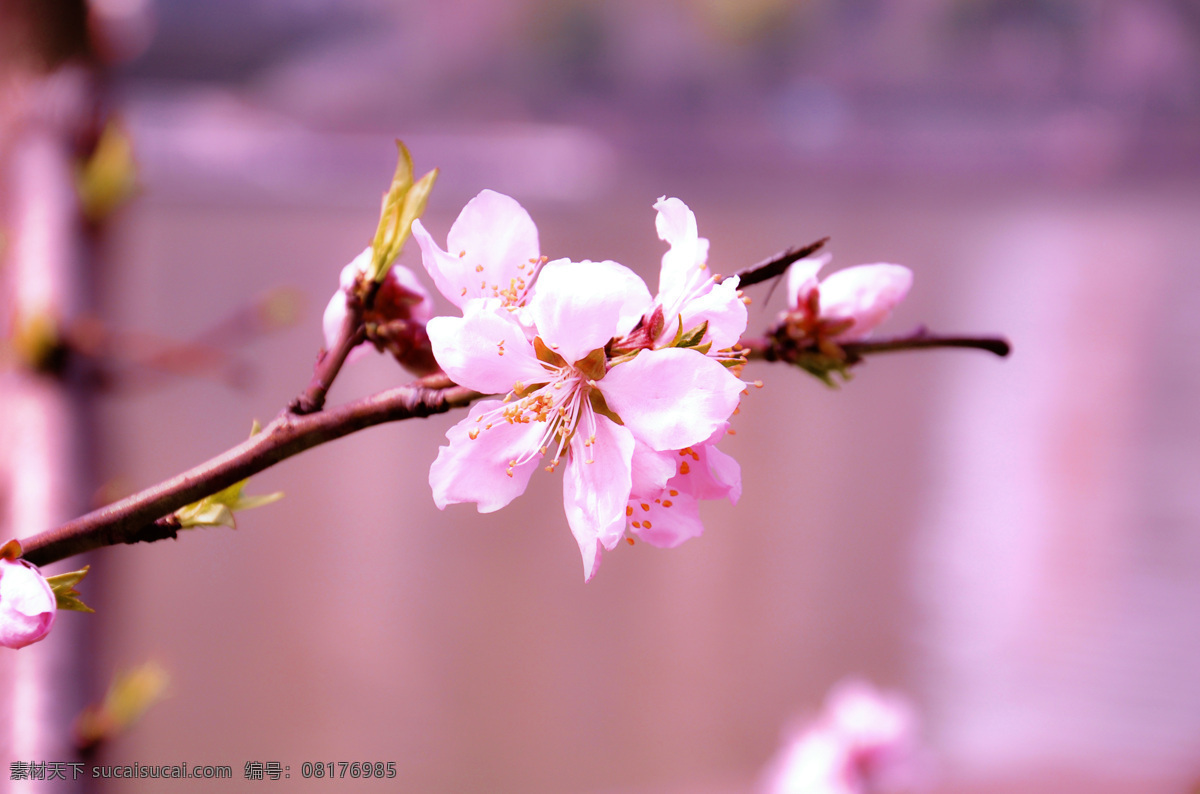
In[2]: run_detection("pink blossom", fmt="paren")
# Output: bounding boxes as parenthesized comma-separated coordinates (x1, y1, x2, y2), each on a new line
(417, 190, 749, 579)
(649, 196, 748, 350)
(0, 558, 56, 649)
(785, 255, 912, 343)
(322, 247, 435, 372)
(761, 679, 928, 794)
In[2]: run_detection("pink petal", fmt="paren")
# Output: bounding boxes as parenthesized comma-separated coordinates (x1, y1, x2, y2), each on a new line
(598, 347, 743, 452)
(562, 414, 634, 581)
(0, 559, 56, 649)
(670, 427, 742, 505)
(528, 259, 652, 363)
(785, 254, 829, 308)
(654, 196, 710, 298)
(675, 276, 748, 351)
(819, 264, 912, 341)
(695, 441, 742, 505)
(427, 305, 548, 395)
(323, 250, 374, 364)
(429, 400, 545, 513)
(413, 190, 539, 309)
(629, 440, 676, 499)
(629, 490, 703, 548)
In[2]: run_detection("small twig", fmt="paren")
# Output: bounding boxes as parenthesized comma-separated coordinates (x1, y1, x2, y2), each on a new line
(22, 375, 479, 566)
(289, 279, 381, 415)
(725, 237, 829, 288)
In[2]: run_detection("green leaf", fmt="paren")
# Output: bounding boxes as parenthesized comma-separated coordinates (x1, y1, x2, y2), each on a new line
(46, 566, 94, 613)
(674, 320, 709, 350)
(369, 141, 439, 282)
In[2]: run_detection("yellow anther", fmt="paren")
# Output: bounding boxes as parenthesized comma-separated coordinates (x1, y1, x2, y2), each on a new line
(475, 264, 484, 273)
(468, 428, 480, 440)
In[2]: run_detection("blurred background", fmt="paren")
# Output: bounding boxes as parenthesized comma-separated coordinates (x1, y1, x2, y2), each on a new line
(2, 0, 1200, 792)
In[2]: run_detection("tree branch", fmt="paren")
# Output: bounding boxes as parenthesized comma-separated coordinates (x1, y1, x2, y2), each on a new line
(21, 375, 479, 566)
(741, 327, 1011, 363)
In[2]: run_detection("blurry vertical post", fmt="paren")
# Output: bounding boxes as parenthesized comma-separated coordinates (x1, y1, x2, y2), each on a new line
(0, 0, 101, 790)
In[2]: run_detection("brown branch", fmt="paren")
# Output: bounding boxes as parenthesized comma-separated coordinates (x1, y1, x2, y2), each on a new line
(21, 374, 478, 566)
(725, 237, 829, 288)
(741, 327, 1011, 363)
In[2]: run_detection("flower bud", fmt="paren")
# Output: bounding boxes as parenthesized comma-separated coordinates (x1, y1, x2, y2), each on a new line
(0, 557, 57, 650)
(323, 248, 439, 375)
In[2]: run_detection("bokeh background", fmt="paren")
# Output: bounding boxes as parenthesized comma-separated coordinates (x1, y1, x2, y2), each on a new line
(3, 1, 1200, 792)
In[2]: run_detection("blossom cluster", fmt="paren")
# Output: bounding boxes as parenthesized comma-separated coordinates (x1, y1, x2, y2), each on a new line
(319, 188, 915, 582)
(413, 191, 749, 580)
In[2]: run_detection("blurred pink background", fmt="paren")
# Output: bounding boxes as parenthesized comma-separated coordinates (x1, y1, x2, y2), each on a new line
(4, 1, 1200, 792)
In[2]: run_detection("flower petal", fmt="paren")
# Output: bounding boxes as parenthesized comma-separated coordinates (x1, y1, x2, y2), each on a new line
(819, 264, 912, 341)
(629, 490, 703, 548)
(429, 400, 544, 513)
(427, 304, 548, 394)
(655, 196, 710, 297)
(562, 414, 634, 581)
(323, 250, 374, 364)
(528, 259, 652, 363)
(414, 190, 539, 308)
(675, 276, 748, 351)
(599, 347, 743, 451)
(629, 439, 676, 499)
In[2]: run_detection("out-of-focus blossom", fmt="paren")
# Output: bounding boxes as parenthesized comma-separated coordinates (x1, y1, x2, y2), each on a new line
(760, 679, 928, 794)
(782, 255, 912, 346)
(418, 191, 746, 580)
(0, 557, 57, 650)
(322, 247, 438, 375)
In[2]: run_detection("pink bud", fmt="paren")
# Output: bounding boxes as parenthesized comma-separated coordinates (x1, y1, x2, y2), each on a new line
(0, 558, 56, 650)
(784, 257, 913, 344)
(322, 247, 438, 375)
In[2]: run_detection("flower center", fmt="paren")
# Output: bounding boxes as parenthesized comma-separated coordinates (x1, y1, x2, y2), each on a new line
(467, 338, 609, 477)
